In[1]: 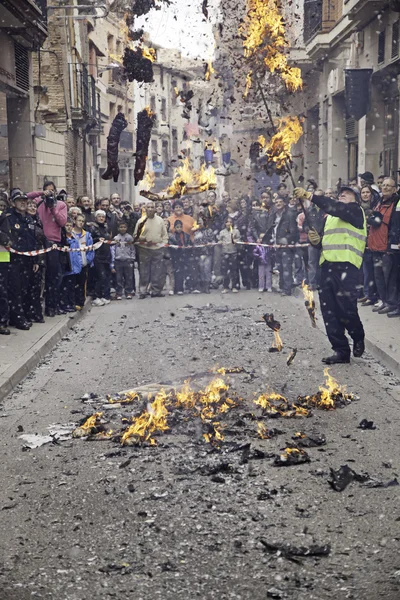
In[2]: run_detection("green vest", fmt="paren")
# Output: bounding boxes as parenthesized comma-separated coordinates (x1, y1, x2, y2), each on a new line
(320, 210, 366, 269)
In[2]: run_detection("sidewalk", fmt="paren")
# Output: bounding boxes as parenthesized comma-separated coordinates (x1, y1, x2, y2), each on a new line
(290, 288, 400, 377)
(0, 305, 90, 401)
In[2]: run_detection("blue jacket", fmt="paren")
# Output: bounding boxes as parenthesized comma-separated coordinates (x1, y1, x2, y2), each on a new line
(65, 231, 95, 275)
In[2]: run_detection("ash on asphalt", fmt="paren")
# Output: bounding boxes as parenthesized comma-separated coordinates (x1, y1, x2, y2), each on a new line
(0, 291, 399, 600)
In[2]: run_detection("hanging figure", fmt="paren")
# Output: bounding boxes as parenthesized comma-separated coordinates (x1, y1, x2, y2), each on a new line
(101, 112, 128, 183)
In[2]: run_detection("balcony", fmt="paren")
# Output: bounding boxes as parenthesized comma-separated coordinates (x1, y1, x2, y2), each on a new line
(69, 63, 100, 129)
(0, 0, 48, 46)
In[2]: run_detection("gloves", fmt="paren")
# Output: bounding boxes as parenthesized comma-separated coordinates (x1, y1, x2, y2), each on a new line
(308, 228, 321, 246)
(294, 187, 312, 200)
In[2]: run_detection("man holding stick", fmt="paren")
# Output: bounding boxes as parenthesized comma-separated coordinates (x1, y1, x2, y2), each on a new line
(294, 186, 367, 364)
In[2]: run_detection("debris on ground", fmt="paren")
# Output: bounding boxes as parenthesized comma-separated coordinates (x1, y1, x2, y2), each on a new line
(292, 430, 326, 447)
(273, 447, 311, 466)
(260, 539, 331, 557)
(358, 419, 376, 430)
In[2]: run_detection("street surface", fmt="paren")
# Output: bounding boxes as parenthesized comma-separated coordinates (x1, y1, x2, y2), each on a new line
(0, 291, 399, 600)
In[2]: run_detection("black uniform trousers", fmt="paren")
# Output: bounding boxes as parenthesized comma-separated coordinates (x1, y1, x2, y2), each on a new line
(0, 263, 9, 326)
(319, 261, 365, 357)
(8, 256, 35, 326)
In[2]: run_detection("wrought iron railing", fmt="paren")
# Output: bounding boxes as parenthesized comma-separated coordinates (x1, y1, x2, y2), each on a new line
(304, 0, 323, 44)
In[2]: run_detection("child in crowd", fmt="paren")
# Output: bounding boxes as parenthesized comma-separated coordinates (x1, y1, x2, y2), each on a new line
(163, 219, 175, 296)
(71, 213, 94, 309)
(90, 210, 112, 307)
(60, 219, 77, 312)
(218, 217, 241, 293)
(193, 217, 215, 293)
(111, 221, 135, 300)
(253, 243, 272, 293)
(169, 219, 192, 295)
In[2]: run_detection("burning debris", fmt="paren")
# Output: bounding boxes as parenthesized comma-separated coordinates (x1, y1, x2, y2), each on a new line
(292, 431, 326, 448)
(72, 412, 105, 438)
(297, 368, 356, 410)
(273, 447, 310, 467)
(121, 390, 169, 446)
(123, 46, 155, 83)
(286, 348, 297, 366)
(255, 392, 310, 419)
(302, 281, 317, 328)
(258, 117, 303, 171)
(257, 423, 283, 439)
(134, 107, 156, 185)
(262, 313, 283, 352)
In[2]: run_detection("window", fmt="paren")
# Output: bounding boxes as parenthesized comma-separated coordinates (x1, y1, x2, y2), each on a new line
(172, 128, 178, 156)
(109, 102, 116, 120)
(161, 98, 167, 121)
(162, 140, 169, 176)
(160, 66, 164, 87)
(392, 20, 399, 59)
(116, 40, 122, 59)
(151, 140, 158, 176)
(378, 30, 385, 64)
(107, 34, 114, 55)
(171, 79, 177, 106)
(150, 95, 156, 113)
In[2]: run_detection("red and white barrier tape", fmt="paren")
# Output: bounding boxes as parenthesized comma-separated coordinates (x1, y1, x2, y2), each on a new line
(5, 239, 310, 256)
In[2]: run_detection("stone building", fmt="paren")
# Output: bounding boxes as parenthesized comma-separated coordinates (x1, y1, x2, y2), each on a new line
(0, 0, 48, 192)
(289, 0, 400, 188)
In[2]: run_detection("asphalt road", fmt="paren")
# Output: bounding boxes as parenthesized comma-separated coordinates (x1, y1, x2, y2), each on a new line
(0, 290, 399, 600)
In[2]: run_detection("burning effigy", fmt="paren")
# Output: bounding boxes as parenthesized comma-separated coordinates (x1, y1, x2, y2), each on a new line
(140, 157, 217, 201)
(262, 313, 283, 352)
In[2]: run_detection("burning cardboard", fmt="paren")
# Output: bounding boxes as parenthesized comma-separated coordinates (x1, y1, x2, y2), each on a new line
(302, 281, 317, 328)
(273, 447, 310, 467)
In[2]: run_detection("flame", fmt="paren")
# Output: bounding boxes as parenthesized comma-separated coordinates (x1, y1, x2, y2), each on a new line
(139, 170, 155, 192)
(239, 0, 303, 94)
(166, 158, 217, 198)
(175, 379, 197, 409)
(302, 280, 317, 327)
(121, 389, 170, 446)
(72, 412, 104, 438)
(254, 392, 310, 418)
(298, 368, 354, 410)
(142, 46, 156, 62)
(80, 412, 103, 431)
(205, 58, 215, 81)
(257, 422, 270, 439)
(192, 220, 200, 231)
(272, 330, 283, 352)
(244, 71, 253, 98)
(260, 117, 303, 170)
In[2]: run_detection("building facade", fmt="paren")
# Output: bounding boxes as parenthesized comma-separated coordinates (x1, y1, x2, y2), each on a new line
(0, 0, 48, 192)
(290, 0, 400, 188)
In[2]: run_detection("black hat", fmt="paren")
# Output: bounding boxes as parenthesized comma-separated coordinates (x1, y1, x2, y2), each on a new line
(340, 186, 360, 203)
(10, 188, 28, 202)
(359, 171, 374, 183)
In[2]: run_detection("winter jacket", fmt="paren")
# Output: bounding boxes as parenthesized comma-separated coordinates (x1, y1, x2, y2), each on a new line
(111, 233, 135, 265)
(250, 208, 272, 240)
(253, 244, 270, 263)
(193, 228, 216, 256)
(27, 191, 68, 242)
(168, 231, 192, 247)
(105, 210, 119, 237)
(121, 211, 139, 236)
(80, 207, 95, 225)
(89, 222, 112, 264)
(218, 227, 241, 254)
(6, 207, 37, 254)
(66, 230, 94, 274)
(264, 207, 298, 246)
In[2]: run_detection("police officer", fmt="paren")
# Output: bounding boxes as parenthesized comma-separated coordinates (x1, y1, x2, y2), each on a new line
(7, 189, 39, 330)
(294, 185, 367, 364)
(0, 198, 12, 334)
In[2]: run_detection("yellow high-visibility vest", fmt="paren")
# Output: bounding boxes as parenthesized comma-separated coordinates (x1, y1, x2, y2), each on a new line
(320, 210, 366, 269)
(0, 210, 10, 263)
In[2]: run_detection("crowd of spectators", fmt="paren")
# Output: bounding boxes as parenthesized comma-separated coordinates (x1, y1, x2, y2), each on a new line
(0, 168, 399, 336)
